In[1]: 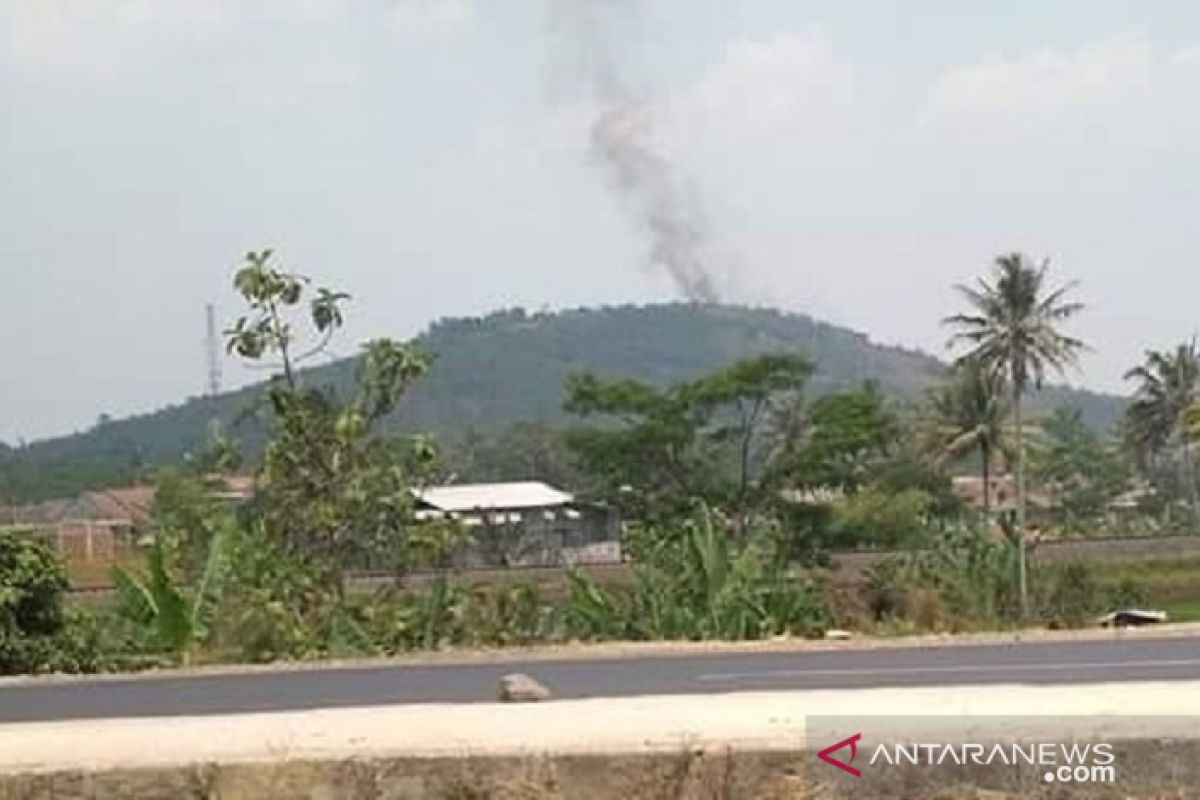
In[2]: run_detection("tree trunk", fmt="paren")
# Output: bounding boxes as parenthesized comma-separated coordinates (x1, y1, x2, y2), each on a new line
(981, 444, 991, 520)
(1182, 438, 1199, 523)
(1013, 381, 1028, 620)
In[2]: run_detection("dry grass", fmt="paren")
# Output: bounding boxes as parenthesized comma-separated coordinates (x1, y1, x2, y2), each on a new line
(2, 740, 1198, 800)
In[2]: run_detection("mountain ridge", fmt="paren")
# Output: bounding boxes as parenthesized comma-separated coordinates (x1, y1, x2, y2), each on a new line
(1, 303, 1125, 501)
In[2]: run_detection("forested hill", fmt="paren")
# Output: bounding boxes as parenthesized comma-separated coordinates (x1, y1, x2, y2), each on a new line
(2, 304, 1124, 500)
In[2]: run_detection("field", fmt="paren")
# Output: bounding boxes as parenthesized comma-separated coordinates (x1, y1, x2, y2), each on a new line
(1090, 557, 1200, 622)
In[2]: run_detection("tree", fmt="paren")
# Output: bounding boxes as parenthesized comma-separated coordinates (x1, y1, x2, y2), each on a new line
(0, 530, 69, 674)
(790, 384, 897, 492)
(225, 250, 433, 589)
(1124, 342, 1200, 516)
(944, 253, 1086, 616)
(564, 354, 812, 526)
(921, 358, 1011, 518)
(441, 422, 580, 488)
(1034, 406, 1129, 534)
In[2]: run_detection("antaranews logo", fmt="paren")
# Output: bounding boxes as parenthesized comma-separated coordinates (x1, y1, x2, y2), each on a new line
(815, 732, 1117, 786)
(817, 733, 862, 778)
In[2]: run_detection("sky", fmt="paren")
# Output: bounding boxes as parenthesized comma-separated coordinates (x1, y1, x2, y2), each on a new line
(2, 0, 1200, 443)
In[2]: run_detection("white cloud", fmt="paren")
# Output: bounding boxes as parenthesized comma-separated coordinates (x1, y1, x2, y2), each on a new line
(925, 38, 1163, 127)
(685, 30, 856, 140)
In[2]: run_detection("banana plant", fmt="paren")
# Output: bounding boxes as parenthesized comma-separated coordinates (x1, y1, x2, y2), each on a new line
(111, 524, 230, 664)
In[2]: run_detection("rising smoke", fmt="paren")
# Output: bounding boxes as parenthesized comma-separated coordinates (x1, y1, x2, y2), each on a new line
(551, 1, 721, 304)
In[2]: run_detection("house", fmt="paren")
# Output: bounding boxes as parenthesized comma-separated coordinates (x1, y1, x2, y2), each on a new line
(55, 485, 157, 560)
(952, 474, 1052, 514)
(412, 481, 621, 567)
(2, 475, 255, 564)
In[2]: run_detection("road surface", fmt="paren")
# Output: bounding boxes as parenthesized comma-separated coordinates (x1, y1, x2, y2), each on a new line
(0, 635, 1197, 723)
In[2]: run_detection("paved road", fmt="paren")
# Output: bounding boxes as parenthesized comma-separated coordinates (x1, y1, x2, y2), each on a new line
(0, 636, 1198, 723)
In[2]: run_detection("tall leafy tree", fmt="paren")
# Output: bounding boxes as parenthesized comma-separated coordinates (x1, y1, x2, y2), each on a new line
(226, 250, 433, 588)
(921, 358, 1011, 518)
(1124, 342, 1200, 514)
(789, 384, 897, 492)
(944, 253, 1086, 616)
(564, 354, 812, 526)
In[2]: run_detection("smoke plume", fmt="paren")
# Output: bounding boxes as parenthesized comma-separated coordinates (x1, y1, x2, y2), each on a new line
(552, 1, 721, 304)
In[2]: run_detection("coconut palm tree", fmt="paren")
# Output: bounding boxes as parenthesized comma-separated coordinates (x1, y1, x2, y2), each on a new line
(1124, 342, 1200, 515)
(922, 357, 1012, 519)
(1186, 401, 1200, 444)
(943, 253, 1086, 616)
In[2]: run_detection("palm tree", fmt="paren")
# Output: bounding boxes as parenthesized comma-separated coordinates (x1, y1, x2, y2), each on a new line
(1124, 342, 1200, 515)
(943, 253, 1086, 616)
(923, 357, 1011, 519)
(1185, 401, 1200, 443)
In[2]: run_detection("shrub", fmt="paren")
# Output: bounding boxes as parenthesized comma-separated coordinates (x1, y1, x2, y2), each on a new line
(830, 488, 934, 550)
(1038, 562, 1102, 629)
(565, 510, 830, 642)
(0, 529, 69, 674)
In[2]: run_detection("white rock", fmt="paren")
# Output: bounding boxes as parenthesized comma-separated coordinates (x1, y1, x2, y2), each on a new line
(497, 673, 552, 702)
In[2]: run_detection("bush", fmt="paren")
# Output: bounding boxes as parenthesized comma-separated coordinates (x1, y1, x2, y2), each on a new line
(856, 528, 1020, 632)
(830, 488, 934, 550)
(1038, 562, 1102, 629)
(0, 529, 69, 674)
(862, 558, 908, 621)
(911, 528, 1018, 627)
(565, 510, 830, 642)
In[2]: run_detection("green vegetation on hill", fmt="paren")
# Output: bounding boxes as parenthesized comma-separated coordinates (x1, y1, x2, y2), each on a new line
(1, 303, 1124, 502)
(0, 251, 1191, 678)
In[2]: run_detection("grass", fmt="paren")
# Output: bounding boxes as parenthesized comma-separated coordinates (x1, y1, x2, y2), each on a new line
(1091, 557, 1200, 610)
(1161, 597, 1200, 622)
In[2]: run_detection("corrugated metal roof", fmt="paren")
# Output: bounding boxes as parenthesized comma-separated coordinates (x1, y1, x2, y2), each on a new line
(415, 481, 574, 512)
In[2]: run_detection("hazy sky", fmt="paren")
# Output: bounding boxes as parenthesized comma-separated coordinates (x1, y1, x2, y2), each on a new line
(3, 1, 1200, 443)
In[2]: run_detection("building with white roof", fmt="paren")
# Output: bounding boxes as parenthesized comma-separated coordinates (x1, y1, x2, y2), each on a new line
(412, 481, 620, 567)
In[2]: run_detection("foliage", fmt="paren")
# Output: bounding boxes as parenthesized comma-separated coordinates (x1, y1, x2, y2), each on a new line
(564, 354, 812, 522)
(370, 579, 564, 652)
(0, 529, 69, 673)
(945, 255, 1087, 397)
(1124, 342, 1200, 515)
(912, 528, 1020, 626)
(441, 422, 581, 488)
(788, 384, 896, 491)
(1, 304, 1125, 504)
(944, 252, 1086, 615)
(110, 526, 229, 663)
(943, 253, 1087, 521)
(828, 487, 934, 550)
(564, 508, 829, 641)
(149, 467, 235, 575)
(218, 523, 330, 662)
(225, 251, 433, 585)
(861, 528, 1159, 632)
(1037, 563, 1101, 629)
(868, 413, 961, 519)
(1033, 406, 1130, 533)
(865, 529, 1019, 630)
(920, 357, 1012, 516)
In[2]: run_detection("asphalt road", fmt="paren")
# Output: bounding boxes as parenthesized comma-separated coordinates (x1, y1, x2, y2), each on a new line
(0, 636, 1198, 723)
